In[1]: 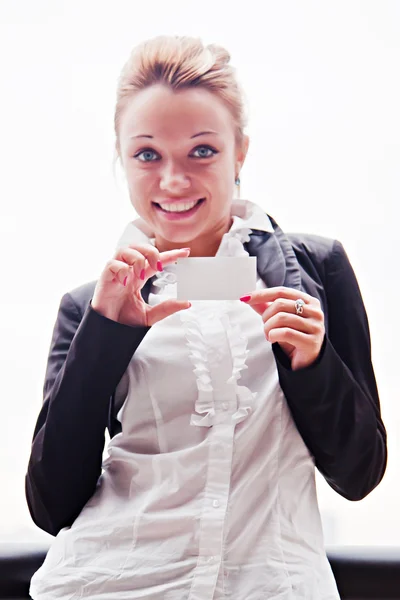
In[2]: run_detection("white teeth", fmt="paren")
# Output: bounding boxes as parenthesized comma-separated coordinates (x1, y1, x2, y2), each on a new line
(159, 200, 200, 212)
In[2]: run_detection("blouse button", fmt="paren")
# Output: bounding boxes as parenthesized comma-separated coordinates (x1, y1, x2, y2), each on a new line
(222, 403, 229, 411)
(212, 499, 220, 508)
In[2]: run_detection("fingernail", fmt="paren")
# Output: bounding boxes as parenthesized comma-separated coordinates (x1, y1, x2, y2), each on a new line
(157, 261, 163, 272)
(182, 248, 191, 252)
(140, 269, 145, 281)
(240, 295, 251, 303)
(123, 276, 128, 287)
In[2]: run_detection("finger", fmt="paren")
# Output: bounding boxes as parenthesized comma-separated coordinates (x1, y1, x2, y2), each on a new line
(140, 247, 192, 282)
(115, 248, 148, 280)
(262, 298, 324, 323)
(118, 244, 161, 272)
(158, 247, 191, 268)
(103, 259, 132, 286)
(146, 299, 191, 326)
(245, 301, 273, 317)
(268, 327, 310, 346)
(133, 244, 161, 272)
(264, 312, 319, 339)
(241, 287, 314, 307)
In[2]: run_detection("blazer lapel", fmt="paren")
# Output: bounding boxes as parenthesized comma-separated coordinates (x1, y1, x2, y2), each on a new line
(245, 216, 302, 291)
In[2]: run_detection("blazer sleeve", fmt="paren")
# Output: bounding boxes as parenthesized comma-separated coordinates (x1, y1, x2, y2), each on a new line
(25, 292, 150, 536)
(273, 239, 387, 501)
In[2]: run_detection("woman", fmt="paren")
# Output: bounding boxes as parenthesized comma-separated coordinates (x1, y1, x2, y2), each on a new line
(26, 36, 386, 599)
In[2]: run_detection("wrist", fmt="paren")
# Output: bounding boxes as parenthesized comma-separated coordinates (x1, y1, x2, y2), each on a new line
(90, 301, 120, 323)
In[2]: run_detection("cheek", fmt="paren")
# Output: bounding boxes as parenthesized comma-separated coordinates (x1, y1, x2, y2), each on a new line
(205, 167, 233, 195)
(126, 169, 155, 203)
(126, 165, 151, 187)
(208, 157, 235, 184)
(211, 165, 235, 193)
(125, 176, 149, 213)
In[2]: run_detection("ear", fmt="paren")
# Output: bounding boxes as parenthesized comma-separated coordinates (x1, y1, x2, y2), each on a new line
(235, 134, 250, 177)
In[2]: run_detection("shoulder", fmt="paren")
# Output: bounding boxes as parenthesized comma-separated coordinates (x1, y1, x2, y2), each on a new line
(285, 232, 352, 294)
(286, 232, 338, 262)
(287, 231, 361, 305)
(286, 232, 347, 273)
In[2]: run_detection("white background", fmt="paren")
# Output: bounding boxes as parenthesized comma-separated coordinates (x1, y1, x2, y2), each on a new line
(0, 0, 399, 546)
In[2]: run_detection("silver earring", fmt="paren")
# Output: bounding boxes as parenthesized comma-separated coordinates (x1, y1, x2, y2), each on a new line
(235, 176, 241, 186)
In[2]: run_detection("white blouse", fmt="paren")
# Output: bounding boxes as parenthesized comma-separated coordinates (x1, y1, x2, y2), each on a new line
(30, 201, 340, 599)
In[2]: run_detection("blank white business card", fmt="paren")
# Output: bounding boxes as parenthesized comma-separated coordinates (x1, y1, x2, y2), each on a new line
(176, 257, 257, 301)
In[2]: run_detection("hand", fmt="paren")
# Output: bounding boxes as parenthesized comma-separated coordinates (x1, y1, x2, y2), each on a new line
(92, 244, 191, 327)
(241, 287, 325, 370)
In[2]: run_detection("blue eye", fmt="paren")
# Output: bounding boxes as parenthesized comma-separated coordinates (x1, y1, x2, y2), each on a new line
(134, 149, 160, 162)
(133, 145, 218, 162)
(192, 145, 217, 158)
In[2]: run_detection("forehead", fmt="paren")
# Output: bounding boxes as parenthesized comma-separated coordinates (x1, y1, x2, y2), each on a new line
(118, 84, 234, 141)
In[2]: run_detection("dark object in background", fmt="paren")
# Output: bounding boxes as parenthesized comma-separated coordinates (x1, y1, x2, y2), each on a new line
(0, 543, 399, 599)
(327, 546, 400, 599)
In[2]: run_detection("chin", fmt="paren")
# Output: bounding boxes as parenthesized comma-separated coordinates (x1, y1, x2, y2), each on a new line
(160, 226, 203, 245)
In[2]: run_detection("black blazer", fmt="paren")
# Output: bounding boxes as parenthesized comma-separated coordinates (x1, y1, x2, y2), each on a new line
(25, 219, 387, 536)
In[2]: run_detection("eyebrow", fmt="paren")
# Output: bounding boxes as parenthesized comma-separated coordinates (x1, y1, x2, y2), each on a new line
(130, 131, 219, 140)
(191, 131, 219, 139)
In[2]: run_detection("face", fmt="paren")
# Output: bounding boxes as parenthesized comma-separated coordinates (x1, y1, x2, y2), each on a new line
(118, 84, 248, 255)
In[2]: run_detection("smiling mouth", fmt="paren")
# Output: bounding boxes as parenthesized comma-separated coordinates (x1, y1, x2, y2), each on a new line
(153, 198, 206, 214)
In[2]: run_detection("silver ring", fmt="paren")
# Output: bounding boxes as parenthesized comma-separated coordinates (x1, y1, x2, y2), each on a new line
(295, 298, 305, 316)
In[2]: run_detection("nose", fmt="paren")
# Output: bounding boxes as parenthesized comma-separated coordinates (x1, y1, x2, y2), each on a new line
(159, 164, 191, 193)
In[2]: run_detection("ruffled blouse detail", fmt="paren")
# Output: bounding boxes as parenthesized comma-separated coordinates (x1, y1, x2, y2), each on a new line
(216, 223, 252, 258)
(152, 267, 177, 289)
(147, 214, 260, 429)
(220, 312, 257, 425)
(180, 310, 215, 427)
(177, 222, 257, 428)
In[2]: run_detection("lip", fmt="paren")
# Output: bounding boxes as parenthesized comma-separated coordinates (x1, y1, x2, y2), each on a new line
(153, 198, 206, 221)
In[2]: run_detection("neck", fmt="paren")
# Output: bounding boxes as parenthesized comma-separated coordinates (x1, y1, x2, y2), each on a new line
(155, 218, 233, 257)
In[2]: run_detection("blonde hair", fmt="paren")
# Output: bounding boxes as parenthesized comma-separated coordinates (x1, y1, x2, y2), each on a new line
(114, 35, 247, 152)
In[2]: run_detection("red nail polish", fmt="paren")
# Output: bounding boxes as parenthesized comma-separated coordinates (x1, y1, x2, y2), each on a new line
(240, 295, 251, 303)
(123, 276, 128, 287)
(157, 261, 163, 272)
(140, 269, 145, 281)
